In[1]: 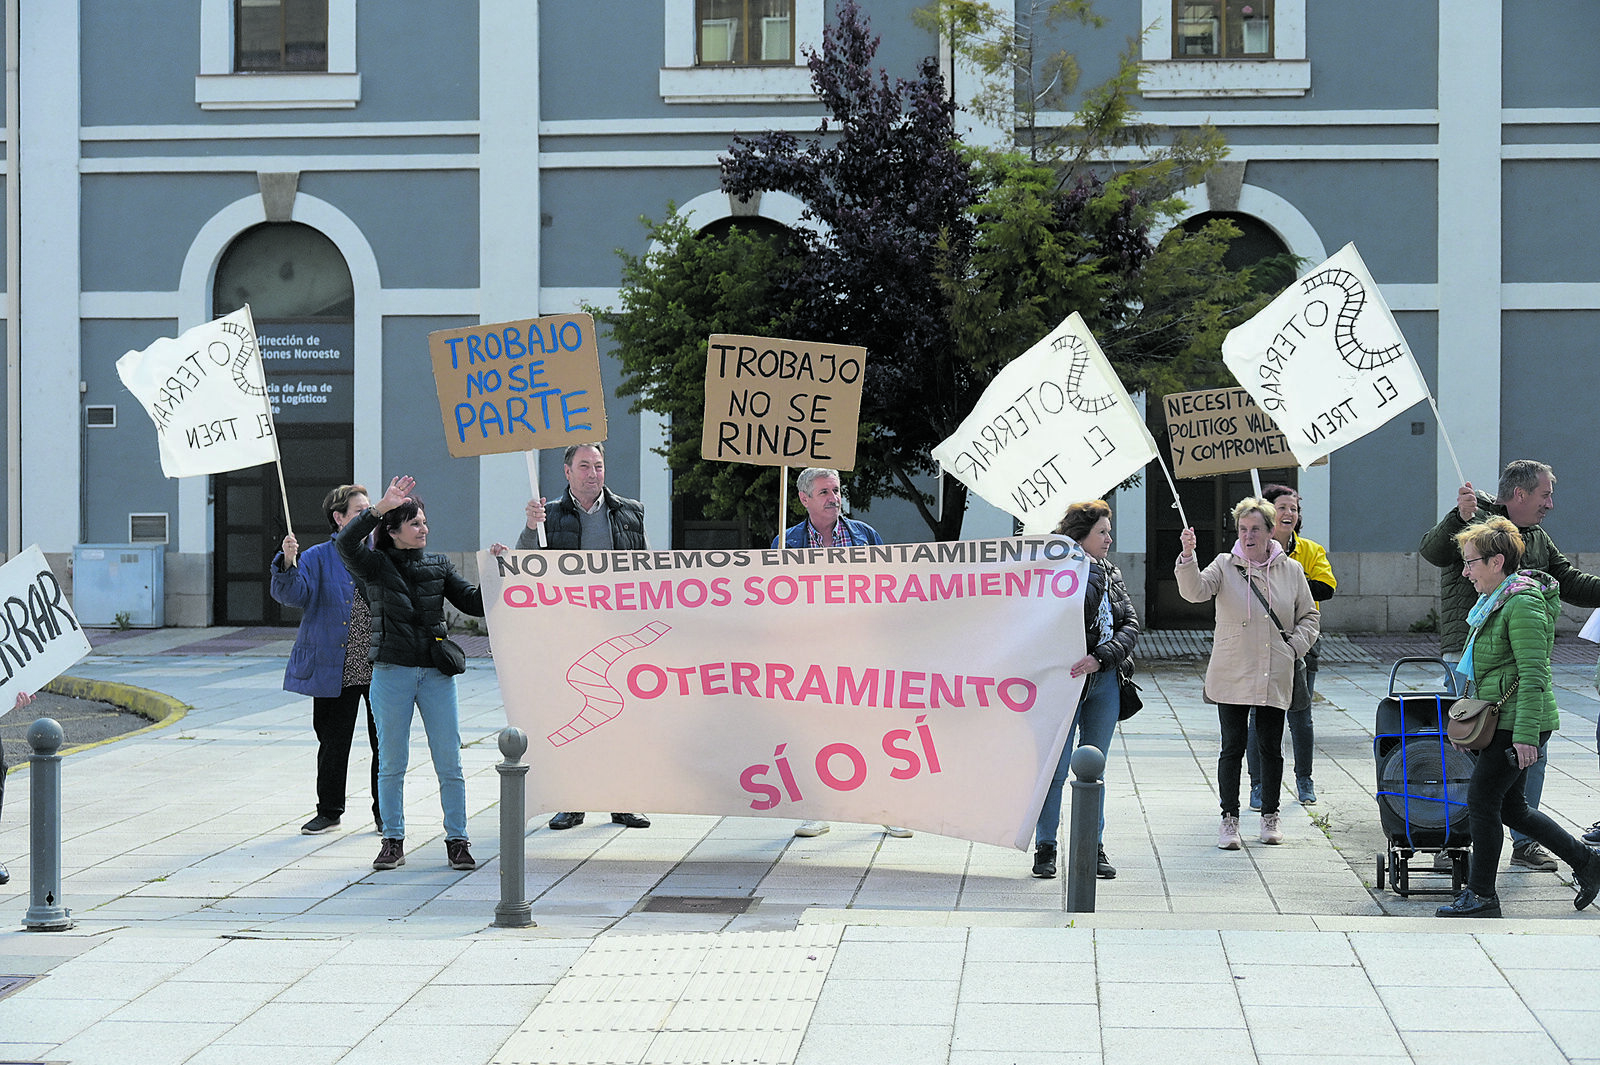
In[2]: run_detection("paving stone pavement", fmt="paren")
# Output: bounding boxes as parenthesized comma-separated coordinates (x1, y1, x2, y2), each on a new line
(1, 629, 1598, 1064)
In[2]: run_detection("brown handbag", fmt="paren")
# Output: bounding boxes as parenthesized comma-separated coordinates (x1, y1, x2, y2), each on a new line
(1446, 678, 1518, 750)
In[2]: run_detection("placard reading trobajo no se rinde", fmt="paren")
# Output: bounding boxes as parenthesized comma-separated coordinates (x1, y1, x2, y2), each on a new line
(1162, 386, 1325, 478)
(428, 313, 608, 459)
(701, 334, 867, 471)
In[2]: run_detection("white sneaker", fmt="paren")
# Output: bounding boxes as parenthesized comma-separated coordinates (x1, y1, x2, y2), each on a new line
(794, 820, 830, 837)
(1259, 813, 1284, 845)
(883, 825, 913, 838)
(1218, 815, 1242, 850)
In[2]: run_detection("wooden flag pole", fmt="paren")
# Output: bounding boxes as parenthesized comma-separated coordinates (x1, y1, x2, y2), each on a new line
(1426, 393, 1467, 489)
(242, 303, 295, 540)
(525, 450, 547, 548)
(779, 466, 788, 542)
(1154, 452, 1190, 531)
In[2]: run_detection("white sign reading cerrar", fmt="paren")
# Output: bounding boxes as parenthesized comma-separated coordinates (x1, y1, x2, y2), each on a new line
(1222, 243, 1430, 467)
(0, 546, 92, 714)
(482, 538, 1088, 850)
(115, 306, 279, 479)
(700, 334, 868, 471)
(932, 312, 1158, 533)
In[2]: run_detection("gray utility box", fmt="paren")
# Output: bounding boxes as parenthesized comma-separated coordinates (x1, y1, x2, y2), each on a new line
(73, 544, 165, 628)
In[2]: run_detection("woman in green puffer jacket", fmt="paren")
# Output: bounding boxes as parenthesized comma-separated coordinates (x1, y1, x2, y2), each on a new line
(1436, 516, 1600, 918)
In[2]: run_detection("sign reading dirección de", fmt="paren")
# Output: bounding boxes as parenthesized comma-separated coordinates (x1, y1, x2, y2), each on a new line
(428, 313, 608, 458)
(701, 334, 867, 471)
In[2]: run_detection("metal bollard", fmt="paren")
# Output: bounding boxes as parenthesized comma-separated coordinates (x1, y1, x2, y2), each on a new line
(1065, 744, 1105, 914)
(493, 727, 534, 928)
(23, 717, 73, 931)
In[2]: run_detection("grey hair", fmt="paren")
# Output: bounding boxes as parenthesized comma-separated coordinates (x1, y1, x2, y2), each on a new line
(1498, 459, 1553, 502)
(796, 467, 840, 494)
(563, 442, 604, 465)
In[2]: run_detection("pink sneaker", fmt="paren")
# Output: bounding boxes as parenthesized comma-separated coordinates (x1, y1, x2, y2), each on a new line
(1260, 813, 1284, 845)
(1217, 815, 1242, 850)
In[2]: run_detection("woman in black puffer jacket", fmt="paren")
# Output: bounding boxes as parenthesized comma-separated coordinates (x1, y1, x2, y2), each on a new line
(338, 475, 485, 875)
(1031, 500, 1140, 881)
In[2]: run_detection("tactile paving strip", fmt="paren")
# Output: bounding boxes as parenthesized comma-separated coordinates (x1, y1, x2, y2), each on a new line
(493, 926, 842, 1065)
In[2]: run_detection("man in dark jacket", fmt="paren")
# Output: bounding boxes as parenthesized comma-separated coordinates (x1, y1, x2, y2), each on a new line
(1420, 459, 1600, 870)
(516, 443, 651, 832)
(771, 468, 910, 840)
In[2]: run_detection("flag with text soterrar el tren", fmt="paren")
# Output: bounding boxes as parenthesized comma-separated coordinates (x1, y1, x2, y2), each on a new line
(1222, 243, 1429, 468)
(932, 312, 1157, 533)
(116, 306, 279, 478)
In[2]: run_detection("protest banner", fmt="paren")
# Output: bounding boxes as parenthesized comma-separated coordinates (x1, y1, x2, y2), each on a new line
(428, 313, 607, 459)
(1162, 386, 1326, 478)
(483, 537, 1088, 850)
(115, 307, 279, 478)
(931, 312, 1158, 533)
(700, 334, 868, 471)
(1222, 243, 1430, 467)
(0, 546, 92, 712)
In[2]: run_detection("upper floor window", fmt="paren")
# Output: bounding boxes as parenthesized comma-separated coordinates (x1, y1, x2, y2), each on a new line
(236, 0, 329, 72)
(197, 0, 358, 109)
(1174, 2, 1272, 59)
(662, 0, 816, 103)
(1142, 0, 1304, 97)
(697, 0, 795, 66)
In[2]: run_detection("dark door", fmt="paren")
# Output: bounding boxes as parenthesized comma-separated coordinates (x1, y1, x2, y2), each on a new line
(213, 424, 353, 625)
(1147, 466, 1298, 628)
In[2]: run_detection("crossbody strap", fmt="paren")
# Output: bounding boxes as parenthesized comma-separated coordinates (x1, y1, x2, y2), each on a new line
(1245, 575, 1293, 644)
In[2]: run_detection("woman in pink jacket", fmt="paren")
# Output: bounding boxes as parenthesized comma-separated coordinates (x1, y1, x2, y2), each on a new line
(1177, 497, 1319, 850)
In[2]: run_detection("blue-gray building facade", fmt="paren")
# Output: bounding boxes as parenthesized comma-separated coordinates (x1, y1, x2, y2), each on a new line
(5, 1, 1596, 630)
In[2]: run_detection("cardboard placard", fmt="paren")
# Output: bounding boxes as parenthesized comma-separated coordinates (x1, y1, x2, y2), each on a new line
(700, 334, 867, 471)
(428, 314, 607, 458)
(1162, 386, 1325, 478)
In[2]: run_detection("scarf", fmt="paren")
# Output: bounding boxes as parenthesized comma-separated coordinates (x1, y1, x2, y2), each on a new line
(1459, 569, 1546, 688)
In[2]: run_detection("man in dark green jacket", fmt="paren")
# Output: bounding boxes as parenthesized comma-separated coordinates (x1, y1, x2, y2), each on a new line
(1420, 459, 1600, 870)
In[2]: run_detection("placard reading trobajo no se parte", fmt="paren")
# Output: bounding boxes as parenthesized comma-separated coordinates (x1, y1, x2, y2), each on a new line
(701, 334, 867, 471)
(428, 313, 608, 459)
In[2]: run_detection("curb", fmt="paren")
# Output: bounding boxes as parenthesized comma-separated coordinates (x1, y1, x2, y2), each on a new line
(36, 674, 191, 754)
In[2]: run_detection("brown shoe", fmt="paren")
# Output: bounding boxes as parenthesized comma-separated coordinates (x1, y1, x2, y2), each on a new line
(373, 837, 405, 870)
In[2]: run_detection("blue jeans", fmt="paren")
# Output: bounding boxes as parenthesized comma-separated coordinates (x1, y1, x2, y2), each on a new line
(370, 663, 468, 841)
(1035, 668, 1118, 845)
(1466, 729, 1589, 896)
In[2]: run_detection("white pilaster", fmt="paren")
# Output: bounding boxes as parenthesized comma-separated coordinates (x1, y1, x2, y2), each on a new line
(18, 1, 82, 551)
(478, 0, 544, 542)
(1436, 3, 1502, 495)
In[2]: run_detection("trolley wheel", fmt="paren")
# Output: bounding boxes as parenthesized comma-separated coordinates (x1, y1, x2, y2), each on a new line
(1452, 851, 1468, 894)
(1375, 852, 1386, 891)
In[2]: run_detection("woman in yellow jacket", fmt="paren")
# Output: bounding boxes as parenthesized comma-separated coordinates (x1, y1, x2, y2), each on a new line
(1246, 485, 1336, 808)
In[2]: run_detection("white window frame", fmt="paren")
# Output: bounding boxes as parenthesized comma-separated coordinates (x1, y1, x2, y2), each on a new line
(195, 0, 360, 110)
(1140, 0, 1309, 99)
(661, 0, 822, 104)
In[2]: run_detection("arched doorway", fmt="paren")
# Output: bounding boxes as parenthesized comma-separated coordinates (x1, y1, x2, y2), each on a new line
(1147, 211, 1298, 627)
(212, 222, 355, 625)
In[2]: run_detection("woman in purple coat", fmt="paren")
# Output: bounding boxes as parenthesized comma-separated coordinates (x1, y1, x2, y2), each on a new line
(271, 484, 380, 835)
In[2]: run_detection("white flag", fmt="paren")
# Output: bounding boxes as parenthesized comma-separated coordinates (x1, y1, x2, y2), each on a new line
(1222, 243, 1429, 467)
(116, 307, 279, 478)
(932, 312, 1158, 533)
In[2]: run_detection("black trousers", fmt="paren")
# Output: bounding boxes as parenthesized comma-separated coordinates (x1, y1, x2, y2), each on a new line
(313, 686, 380, 823)
(1467, 728, 1592, 896)
(1219, 703, 1284, 817)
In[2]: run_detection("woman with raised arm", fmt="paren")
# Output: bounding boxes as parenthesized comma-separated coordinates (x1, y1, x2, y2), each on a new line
(1176, 498, 1318, 850)
(338, 475, 486, 874)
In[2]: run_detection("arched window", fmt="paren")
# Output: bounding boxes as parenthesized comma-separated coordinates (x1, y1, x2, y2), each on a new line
(214, 222, 353, 319)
